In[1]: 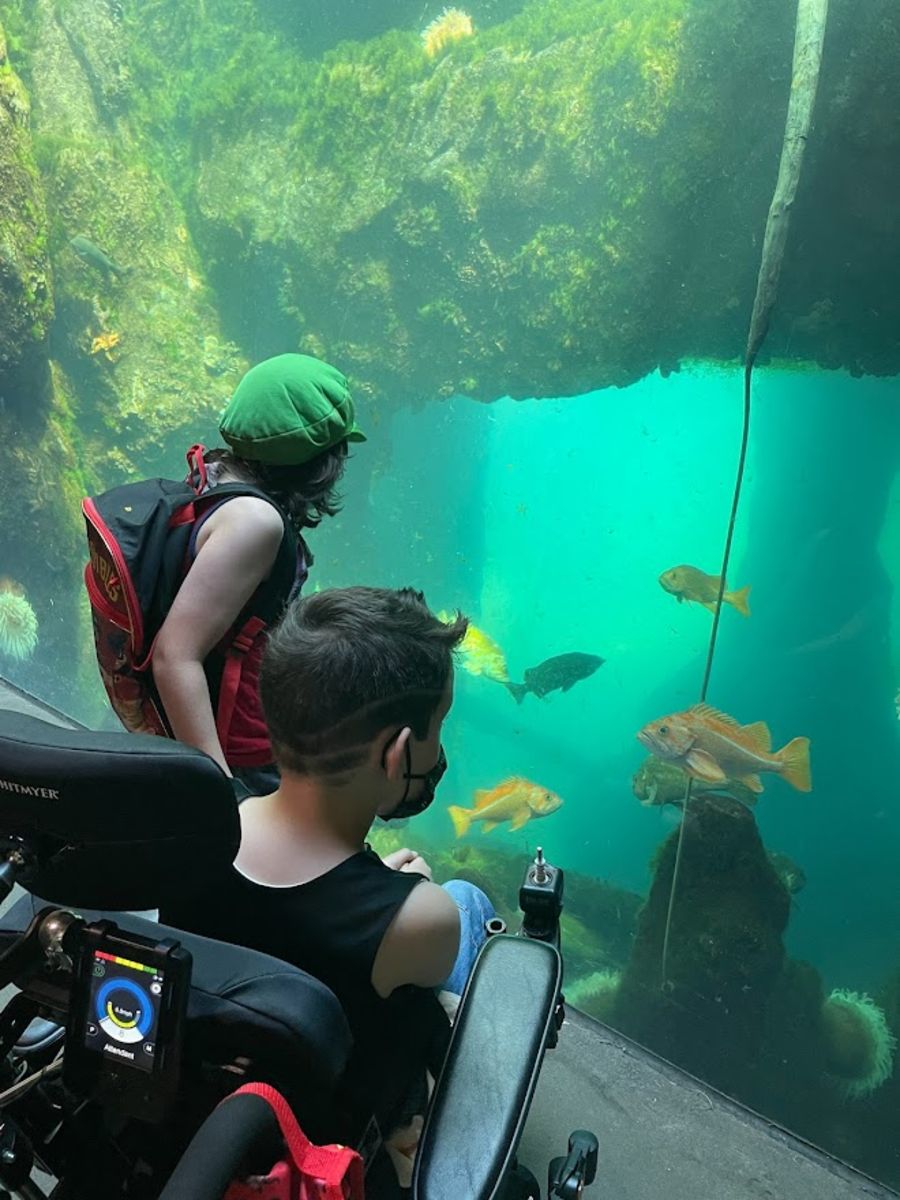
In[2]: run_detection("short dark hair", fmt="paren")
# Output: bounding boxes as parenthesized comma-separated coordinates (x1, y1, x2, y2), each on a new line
(204, 442, 348, 533)
(260, 587, 468, 775)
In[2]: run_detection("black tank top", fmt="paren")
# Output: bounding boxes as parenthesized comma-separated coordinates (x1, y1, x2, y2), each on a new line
(160, 846, 450, 1128)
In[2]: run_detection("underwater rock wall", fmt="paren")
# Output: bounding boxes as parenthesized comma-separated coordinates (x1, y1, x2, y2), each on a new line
(0, 21, 52, 413)
(185, 0, 789, 405)
(0, 0, 898, 420)
(0, 0, 246, 715)
(27, 0, 245, 478)
(1, 0, 898, 426)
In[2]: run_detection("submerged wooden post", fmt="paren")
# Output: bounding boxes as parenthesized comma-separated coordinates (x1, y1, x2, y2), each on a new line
(661, 0, 831, 988)
(746, 0, 831, 368)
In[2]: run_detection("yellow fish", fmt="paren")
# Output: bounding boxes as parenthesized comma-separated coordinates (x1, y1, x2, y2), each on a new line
(659, 564, 751, 617)
(448, 777, 563, 837)
(439, 612, 509, 682)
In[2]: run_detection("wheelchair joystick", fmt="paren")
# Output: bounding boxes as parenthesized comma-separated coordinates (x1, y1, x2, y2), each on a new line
(548, 1130, 599, 1199)
(519, 847, 564, 944)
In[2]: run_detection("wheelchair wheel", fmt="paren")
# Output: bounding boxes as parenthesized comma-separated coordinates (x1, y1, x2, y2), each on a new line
(502, 1161, 541, 1200)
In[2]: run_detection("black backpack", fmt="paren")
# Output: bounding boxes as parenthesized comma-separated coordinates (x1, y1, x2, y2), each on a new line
(83, 445, 297, 743)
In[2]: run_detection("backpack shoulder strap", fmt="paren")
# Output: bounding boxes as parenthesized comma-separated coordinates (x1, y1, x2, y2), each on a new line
(199, 487, 298, 752)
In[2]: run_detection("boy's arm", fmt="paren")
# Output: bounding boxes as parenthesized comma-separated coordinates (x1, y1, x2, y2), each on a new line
(371, 883, 460, 998)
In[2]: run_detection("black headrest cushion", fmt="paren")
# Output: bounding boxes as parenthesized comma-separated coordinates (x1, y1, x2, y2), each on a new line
(0, 713, 240, 909)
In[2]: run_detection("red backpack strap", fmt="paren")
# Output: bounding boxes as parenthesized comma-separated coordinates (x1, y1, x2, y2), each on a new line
(214, 616, 266, 750)
(227, 1083, 364, 1200)
(185, 443, 209, 494)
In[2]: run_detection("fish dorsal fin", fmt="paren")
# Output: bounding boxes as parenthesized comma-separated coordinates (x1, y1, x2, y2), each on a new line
(474, 779, 518, 809)
(689, 703, 740, 727)
(741, 721, 772, 752)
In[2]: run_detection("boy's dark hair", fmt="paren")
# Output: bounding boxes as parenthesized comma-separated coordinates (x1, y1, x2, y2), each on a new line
(260, 587, 468, 775)
(204, 442, 348, 533)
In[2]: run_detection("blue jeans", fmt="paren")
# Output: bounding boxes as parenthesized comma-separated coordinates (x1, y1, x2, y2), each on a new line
(441, 879, 497, 995)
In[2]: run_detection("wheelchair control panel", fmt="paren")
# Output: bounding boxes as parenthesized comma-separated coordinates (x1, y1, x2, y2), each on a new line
(64, 920, 191, 1121)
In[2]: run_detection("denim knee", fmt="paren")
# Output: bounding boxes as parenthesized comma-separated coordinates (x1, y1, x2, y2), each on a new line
(443, 879, 496, 921)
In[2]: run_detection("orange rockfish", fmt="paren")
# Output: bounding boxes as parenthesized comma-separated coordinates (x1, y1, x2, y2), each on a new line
(448, 778, 563, 837)
(637, 704, 811, 794)
(659, 565, 751, 617)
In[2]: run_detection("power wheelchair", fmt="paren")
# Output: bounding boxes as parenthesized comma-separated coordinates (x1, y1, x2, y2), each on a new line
(0, 712, 598, 1199)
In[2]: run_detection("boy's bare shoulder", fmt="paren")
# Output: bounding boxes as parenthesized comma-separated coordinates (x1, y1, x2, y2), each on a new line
(372, 882, 460, 996)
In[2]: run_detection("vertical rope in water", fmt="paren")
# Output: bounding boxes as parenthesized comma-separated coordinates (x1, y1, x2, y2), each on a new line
(660, 0, 830, 988)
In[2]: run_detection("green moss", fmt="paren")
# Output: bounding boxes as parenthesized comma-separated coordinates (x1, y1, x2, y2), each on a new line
(0, 0, 39, 77)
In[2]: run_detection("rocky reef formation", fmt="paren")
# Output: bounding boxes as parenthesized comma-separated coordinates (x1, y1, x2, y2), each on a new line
(607, 793, 900, 1188)
(613, 793, 790, 1090)
(104, 0, 900, 405)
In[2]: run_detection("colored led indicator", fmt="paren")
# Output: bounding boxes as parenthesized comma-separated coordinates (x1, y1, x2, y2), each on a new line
(95, 951, 156, 975)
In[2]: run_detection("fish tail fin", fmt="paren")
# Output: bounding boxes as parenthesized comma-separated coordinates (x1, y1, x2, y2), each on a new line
(778, 737, 812, 792)
(447, 805, 472, 838)
(504, 681, 528, 705)
(728, 585, 752, 617)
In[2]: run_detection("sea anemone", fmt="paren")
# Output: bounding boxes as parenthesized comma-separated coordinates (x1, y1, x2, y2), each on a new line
(566, 969, 622, 1023)
(422, 8, 474, 58)
(821, 989, 896, 1099)
(0, 583, 38, 662)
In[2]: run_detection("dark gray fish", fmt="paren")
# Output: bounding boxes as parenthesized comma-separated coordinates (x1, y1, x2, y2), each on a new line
(505, 652, 605, 704)
(70, 234, 128, 279)
(767, 850, 806, 895)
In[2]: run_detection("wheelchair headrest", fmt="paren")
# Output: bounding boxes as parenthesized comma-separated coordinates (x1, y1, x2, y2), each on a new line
(0, 713, 239, 910)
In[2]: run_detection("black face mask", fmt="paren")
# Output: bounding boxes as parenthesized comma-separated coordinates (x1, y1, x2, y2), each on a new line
(381, 738, 447, 821)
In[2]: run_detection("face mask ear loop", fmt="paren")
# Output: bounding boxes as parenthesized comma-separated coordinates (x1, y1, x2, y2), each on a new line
(399, 739, 413, 806)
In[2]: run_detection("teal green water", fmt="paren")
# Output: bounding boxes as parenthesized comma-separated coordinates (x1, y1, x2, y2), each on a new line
(311, 366, 900, 988)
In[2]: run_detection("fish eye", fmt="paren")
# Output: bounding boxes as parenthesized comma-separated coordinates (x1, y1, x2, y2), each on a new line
(659, 725, 669, 735)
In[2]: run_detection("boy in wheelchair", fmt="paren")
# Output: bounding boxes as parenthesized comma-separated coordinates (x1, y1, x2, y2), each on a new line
(0, 594, 579, 1197)
(160, 586, 497, 1172)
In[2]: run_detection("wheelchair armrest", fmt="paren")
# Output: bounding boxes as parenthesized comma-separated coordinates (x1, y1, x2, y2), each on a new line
(413, 934, 561, 1200)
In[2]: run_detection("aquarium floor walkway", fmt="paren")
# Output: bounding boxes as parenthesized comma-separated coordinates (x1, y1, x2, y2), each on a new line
(521, 1009, 895, 1198)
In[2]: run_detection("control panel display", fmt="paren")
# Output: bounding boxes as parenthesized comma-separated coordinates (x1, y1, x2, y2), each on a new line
(83, 949, 164, 1074)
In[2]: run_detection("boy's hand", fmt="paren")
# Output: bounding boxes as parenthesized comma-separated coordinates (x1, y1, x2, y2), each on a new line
(399, 854, 432, 880)
(382, 848, 433, 879)
(381, 848, 418, 871)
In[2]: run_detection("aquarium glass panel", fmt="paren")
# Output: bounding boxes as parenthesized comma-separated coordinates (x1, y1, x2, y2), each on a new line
(1, 0, 898, 1187)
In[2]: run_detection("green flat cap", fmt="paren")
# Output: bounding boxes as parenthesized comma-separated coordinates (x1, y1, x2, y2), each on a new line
(219, 353, 366, 465)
